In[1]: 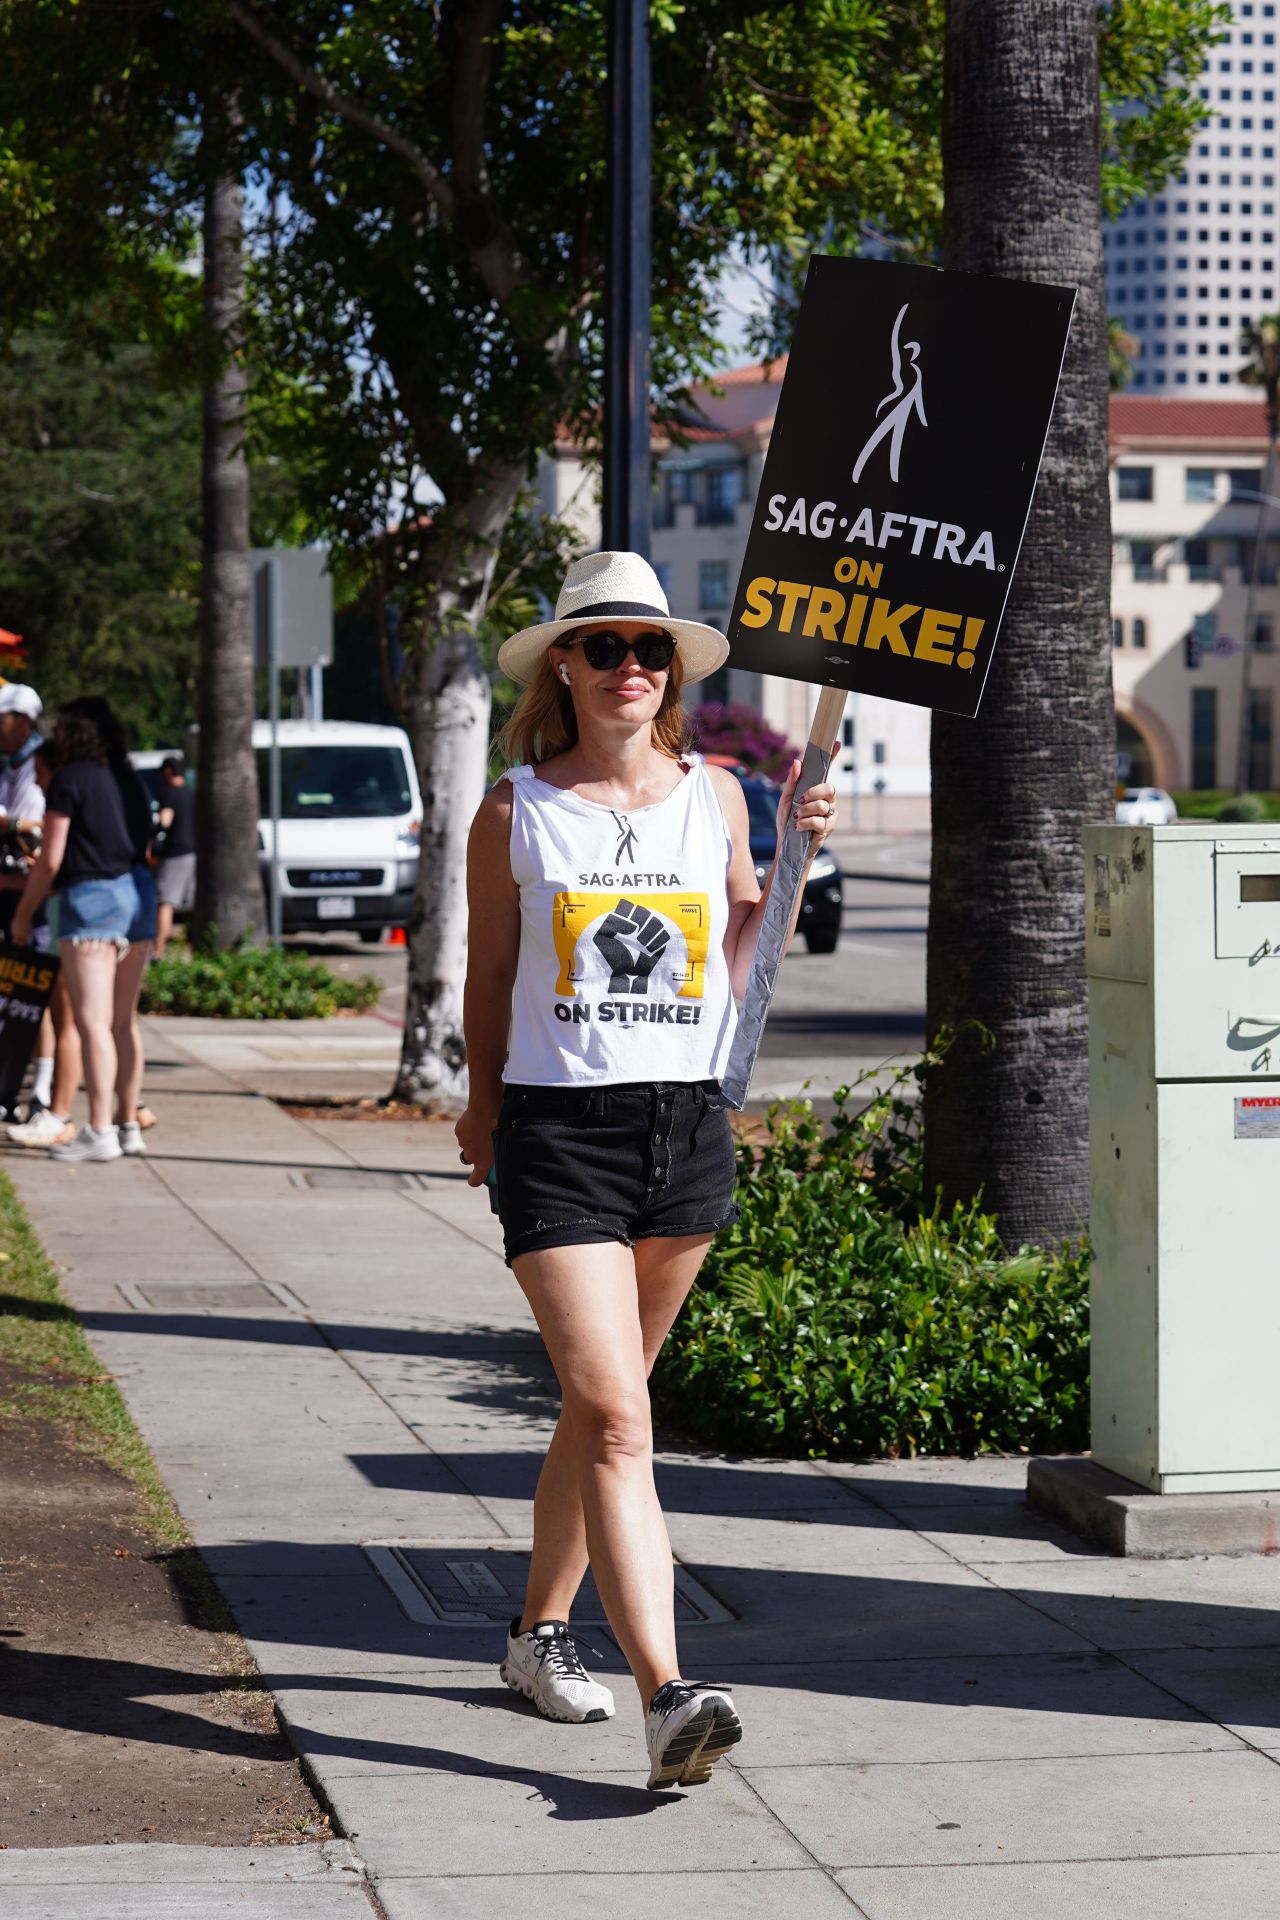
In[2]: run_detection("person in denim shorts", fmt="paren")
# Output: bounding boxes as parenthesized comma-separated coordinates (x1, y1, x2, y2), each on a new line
(12, 697, 156, 1164)
(455, 552, 838, 1791)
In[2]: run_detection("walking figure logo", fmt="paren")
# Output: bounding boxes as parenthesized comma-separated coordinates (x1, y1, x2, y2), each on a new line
(612, 810, 638, 864)
(851, 302, 927, 486)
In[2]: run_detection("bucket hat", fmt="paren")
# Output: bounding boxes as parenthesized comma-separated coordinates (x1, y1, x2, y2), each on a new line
(497, 551, 730, 687)
(0, 683, 42, 721)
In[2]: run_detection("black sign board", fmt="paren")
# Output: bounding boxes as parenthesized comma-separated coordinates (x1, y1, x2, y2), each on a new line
(0, 942, 59, 1111)
(727, 256, 1075, 719)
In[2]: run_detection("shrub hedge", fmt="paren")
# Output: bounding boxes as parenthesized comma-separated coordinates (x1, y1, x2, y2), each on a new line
(141, 944, 381, 1020)
(652, 1047, 1090, 1460)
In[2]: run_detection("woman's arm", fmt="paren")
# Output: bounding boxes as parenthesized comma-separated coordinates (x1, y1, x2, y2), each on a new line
(455, 783, 521, 1188)
(710, 762, 837, 1002)
(10, 812, 69, 945)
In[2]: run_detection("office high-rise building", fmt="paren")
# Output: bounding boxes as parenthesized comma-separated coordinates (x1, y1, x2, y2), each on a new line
(1104, 0, 1280, 394)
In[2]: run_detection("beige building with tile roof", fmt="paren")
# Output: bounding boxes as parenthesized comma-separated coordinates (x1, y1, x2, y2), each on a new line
(539, 378, 1280, 803)
(1110, 395, 1278, 790)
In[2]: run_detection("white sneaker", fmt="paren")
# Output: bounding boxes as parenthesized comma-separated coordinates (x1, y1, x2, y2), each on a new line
(644, 1680, 741, 1791)
(118, 1122, 146, 1156)
(499, 1619, 616, 1724)
(7, 1108, 75, 1149)
(50, 1124, 122, 1164)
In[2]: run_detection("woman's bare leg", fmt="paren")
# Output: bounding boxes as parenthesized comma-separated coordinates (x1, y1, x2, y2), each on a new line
(514, 1234, 713, 1696)
(49, 977, 82, 1118)
(58, 941, 118, 1132)
(111, 941, 150, 1126)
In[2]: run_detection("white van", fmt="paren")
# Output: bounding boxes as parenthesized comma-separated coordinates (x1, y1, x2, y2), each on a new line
(253, 720, 421, 940)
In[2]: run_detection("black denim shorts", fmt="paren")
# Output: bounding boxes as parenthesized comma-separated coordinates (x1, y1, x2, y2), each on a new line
(492, 1080, 740, 1267)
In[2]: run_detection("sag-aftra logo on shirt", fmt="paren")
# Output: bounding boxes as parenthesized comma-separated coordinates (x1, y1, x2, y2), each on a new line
(550, 890, 711, 1026)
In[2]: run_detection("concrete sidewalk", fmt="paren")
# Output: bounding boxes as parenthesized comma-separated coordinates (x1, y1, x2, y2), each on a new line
(5, 1019, 1280, 1917)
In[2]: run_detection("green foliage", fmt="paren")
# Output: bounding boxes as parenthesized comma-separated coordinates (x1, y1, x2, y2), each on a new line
(653, 1051, 1090, 1459)
(0, 332, 200, 745)
(1216, 792, 1269, 822)
(140, 944, 381, 1020)
(1172, 789, 1280, 820)
(0, 327, 304, 746)
(1097, 0, 1233, 217)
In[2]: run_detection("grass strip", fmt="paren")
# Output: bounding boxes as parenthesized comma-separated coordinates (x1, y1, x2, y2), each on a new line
(0, 1167, 188, 1550)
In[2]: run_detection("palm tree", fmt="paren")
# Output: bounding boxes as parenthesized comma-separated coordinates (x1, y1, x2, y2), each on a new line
(192, 160, 264, 951)
(923, 0, 1114, 1247)
(1233, 315, 1280, 794)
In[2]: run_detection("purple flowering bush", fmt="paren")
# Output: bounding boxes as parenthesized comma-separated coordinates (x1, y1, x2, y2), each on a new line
(690, 702, 798, 778)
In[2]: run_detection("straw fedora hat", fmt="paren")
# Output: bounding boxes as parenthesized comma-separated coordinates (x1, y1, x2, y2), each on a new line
(497, 551, 730, 687)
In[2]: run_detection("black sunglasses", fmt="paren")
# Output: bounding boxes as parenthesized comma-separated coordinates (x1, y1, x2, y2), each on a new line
(562, 628, 676, 673)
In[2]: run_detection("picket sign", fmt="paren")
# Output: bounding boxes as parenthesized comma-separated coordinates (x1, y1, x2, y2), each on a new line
(720, 684, 846, 1110)
(0, 941, 59, 1116)
(719, 253, 1075, 1105)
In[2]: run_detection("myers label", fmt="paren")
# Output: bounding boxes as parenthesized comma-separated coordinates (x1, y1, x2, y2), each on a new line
(1234, 1095, 1280, 1139)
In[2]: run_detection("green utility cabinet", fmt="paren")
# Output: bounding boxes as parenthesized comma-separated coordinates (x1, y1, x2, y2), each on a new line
(1085, 823, 1280, 1494)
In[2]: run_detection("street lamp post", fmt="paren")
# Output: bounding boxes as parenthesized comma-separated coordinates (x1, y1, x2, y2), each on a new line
(602, 0, 651, 557)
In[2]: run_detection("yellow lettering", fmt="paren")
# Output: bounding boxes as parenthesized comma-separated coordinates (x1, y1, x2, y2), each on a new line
(775, 581, 812, 634)
(740, 576, 775, 629)
(913, 606, 962, 665)
(802, 588, 845, 642)
(863, 598, 918, 656)
(956, 617, 984, 670)
(842, 594, 869, 647)
(856, 560, 883, 589)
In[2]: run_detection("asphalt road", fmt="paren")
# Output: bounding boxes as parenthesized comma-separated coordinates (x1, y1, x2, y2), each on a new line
(298, 832, 930, 1093)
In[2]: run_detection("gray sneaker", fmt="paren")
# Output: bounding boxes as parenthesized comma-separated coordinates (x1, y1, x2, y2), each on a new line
(50, 1124, 122, 1164)
(500, 1619, 615, 1724)
(118, 1121, 146, 1156)
(644, 1680, 741, 1790)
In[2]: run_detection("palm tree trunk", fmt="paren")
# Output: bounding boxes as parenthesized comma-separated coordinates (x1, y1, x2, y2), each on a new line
(923, 0, 1114, 1245)
(393, 464, 526, 1109)
(193, 169, 263, 951)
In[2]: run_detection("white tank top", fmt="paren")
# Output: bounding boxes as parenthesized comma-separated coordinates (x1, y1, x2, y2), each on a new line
(503, 755, 738, 1086)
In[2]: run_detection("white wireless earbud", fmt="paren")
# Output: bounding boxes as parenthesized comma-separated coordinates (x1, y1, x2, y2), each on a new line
(558, 663, 571, 685)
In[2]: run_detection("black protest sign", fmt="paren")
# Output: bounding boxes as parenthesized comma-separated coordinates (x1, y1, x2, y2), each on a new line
(727, 256, 1075, 719)
(0, 943, 59, 1107)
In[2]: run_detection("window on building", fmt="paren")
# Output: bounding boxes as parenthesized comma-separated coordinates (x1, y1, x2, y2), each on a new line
(1132, 616, 1148, 650)
(1184, 538, 1216, 579)
(1112, 617, 1124, 650)
(1250, 688, 1274, 790)
(1192, 686, 1219, 789)
(1186, 467, 1217, 501)
(1230, 467, 1264, 499)
(1117, 465, 1154, 501)
(1131, 540, 1158, 580)
(698, 559, 730, 608)
(1255, 614, 1276, 649)
(703, 466, 741, 525)
(668, 469, 696, 506)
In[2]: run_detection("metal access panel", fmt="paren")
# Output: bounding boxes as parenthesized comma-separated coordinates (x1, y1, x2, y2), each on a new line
(363, 1541, 734, 1627)
(1154, 1079, 1280, 1491)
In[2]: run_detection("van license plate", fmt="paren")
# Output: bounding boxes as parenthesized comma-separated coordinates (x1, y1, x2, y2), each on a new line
(317, 896, 356, 920)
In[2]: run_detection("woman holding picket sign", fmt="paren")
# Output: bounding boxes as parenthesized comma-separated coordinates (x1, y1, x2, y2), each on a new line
(455, 551, 837, 1791)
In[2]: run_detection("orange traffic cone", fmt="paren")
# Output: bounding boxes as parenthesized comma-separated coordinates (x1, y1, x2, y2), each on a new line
(388, 926, 407, 946)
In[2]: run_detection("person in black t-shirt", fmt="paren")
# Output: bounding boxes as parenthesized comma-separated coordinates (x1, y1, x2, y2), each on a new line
(155, 756, 196, 954)
(12, 697, 156, 1164)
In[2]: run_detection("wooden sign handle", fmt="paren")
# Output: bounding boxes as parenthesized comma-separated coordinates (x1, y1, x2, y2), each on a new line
(808, 684, 848, 759)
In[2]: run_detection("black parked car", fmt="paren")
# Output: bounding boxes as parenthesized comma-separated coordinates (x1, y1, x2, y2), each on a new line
(734, 772, 843, 955)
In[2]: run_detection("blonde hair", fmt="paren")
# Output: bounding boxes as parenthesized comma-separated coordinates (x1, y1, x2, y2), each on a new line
(498, 636, 690, 768)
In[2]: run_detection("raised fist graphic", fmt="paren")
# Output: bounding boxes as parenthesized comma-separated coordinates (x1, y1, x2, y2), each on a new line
(593, 899, 670, 995)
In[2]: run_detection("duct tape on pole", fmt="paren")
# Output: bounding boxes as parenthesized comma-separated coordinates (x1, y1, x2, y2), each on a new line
(719, 254, 1075, 1107)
